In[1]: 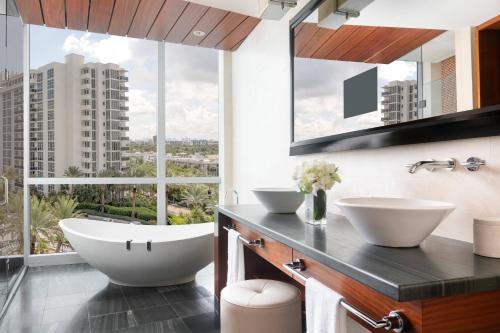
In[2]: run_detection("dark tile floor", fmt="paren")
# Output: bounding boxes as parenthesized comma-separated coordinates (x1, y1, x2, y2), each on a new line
(0, 263, 219, 333)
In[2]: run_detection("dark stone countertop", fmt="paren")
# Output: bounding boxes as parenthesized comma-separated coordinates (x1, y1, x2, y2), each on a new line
(217, 204, 500, 302)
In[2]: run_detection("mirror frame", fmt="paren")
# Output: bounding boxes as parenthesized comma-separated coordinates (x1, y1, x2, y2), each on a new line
(289, 0, 500, 156)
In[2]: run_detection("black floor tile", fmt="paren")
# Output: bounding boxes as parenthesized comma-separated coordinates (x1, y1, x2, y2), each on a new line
(161, 286, 209, 304)
(88, 297, 130, 316)
(40, 316, 90, 333)
(182, 312, 220, 333)
(122, 286, 162, 298)
(126, 292, 168, 310)
(42, 304, 88, 324)
(87, 284, 124, 302)
(118, 318, 192, 333)
(90, 310, 137, 333)
(133, 304, 178, 326)
(45, 292, 90, 309)
(172, 297, 214, 318)
(2, 263, 220, 333)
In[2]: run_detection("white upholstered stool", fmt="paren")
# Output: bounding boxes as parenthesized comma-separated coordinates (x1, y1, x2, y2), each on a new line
(220, 279, 302, 333)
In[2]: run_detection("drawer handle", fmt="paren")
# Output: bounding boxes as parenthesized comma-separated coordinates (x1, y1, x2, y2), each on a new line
(283, 259, 405, 333)
(223, 225, 264, 248)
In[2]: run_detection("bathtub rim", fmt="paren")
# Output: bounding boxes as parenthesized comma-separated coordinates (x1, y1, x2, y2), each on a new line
(59, 218, 214, 245)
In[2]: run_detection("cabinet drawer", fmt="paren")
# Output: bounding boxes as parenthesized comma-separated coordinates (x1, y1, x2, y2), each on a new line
(232, 220, 293, 277)
(292, 249, 422, 333)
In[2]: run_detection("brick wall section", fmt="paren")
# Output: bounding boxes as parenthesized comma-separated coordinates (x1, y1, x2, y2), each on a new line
(440, 56, 457, 114)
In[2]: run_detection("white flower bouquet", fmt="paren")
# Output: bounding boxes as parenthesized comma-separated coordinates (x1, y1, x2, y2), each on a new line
(293, 160, 341, 194)
(293, 160, 341, 225)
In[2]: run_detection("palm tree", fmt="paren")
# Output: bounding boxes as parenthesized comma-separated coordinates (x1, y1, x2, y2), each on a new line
(64, 166, 83, 196)
(181, 185, 210, 209)
(30, 197, 57, 254)
(126, 158, 156, 177)
(97, 169, 120, 212)
(64, 166, 83, 177)
(49, 196, 81, 252)
(3, 192, 24, 254)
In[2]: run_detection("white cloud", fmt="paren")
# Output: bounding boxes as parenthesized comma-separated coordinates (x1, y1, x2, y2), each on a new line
(165, 81, 219, 140)
(128, 89, 156, 116)
(378, 61, 417, 82)
(63, 33, 132, 64)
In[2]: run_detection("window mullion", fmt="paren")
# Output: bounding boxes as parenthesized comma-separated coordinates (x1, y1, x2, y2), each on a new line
(157, 42, 167, 225)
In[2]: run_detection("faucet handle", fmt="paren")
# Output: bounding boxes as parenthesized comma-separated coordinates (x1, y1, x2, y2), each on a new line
(460, 157, 485, 172)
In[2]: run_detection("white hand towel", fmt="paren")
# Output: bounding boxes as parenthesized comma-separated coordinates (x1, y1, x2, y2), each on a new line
(226, 229, 245, 285)
(306, 278, 347, 333)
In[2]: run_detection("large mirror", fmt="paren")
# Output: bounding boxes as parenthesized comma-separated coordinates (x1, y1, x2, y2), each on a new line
(291, 0, 500, 154)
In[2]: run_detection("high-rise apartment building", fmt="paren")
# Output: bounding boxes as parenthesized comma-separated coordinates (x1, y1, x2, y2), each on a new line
(0, 73, 24, 188)
(0, 54, 130, 181)
(381, 80, 418, 125)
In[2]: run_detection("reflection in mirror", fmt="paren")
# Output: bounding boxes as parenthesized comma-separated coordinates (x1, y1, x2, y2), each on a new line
(292, 1, 500, 143)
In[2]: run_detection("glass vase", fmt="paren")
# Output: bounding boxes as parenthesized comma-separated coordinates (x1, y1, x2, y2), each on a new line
(304, 189, 327, 225)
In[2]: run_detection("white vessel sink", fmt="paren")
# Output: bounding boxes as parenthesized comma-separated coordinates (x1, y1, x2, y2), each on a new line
(335, 197, 455, 247)
(252, 188, 304, 214)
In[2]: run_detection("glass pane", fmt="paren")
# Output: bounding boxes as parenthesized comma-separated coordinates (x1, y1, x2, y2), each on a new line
(30, 183, 157, 254)
(0, 5, 24, 306)
(167, 184, 218, 225)
(29, 26, 157, 177)
(164, 44, 219, 177)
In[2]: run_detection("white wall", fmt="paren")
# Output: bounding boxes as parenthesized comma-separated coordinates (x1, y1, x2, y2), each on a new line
(230, 1, 500, 243)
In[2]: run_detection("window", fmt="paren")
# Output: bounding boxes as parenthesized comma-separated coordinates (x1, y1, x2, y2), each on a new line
(26, 26, 221, 258)
(165, 44, 219, 177)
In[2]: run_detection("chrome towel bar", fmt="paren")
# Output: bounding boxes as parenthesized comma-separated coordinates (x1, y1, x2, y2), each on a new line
(222, 225, 264, 247)
(283, 260, 405, 333)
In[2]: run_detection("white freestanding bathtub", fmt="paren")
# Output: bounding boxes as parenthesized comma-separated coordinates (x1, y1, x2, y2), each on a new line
(59, 218, 214, 286)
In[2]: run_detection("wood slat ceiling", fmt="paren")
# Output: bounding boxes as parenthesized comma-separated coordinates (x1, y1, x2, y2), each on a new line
(15, 0, 260, 51)
(295, 22, 445, 64)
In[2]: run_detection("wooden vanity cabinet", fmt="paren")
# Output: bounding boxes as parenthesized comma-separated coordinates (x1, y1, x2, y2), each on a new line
(215, 214, 500, 332)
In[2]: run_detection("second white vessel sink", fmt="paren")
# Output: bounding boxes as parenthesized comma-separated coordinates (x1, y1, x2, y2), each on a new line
(335, 197, 455, 247)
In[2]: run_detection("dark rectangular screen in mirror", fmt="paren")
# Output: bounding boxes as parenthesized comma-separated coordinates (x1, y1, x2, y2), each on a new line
(344, 67, 377, 119)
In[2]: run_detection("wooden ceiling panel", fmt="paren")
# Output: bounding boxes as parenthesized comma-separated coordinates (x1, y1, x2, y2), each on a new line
(199, 12, 247, 48)
(294, 23, 318, 56)
(147, 0, 189, 40)
(294, 23, 444, 64)
(15, 0, 44, 25)
(128, 0, 166, 39)
(182, 7, 228, 46)
(165, 3, 209, 43)
(366, 29, 443, 64)
(330, 26, 377, 60)
(218, 16, 260, 50)
(16, 0, 260, 51)
(108, 0, 140, 36)
(40, 0, 66, 28)
(66, 0, 89, 30)
(88, 0, 115, 33)
(312, 25, 358, 59)
(339, 27, 408, 62)
(297, 26, 336, 58)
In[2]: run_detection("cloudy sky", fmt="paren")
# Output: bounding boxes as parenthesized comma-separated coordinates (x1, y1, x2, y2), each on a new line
(294, 58, 416, 141)
(30, 25, 218, 141)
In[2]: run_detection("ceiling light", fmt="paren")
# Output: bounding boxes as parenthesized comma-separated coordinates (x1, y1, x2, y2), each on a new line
(192, 30, 206, 37)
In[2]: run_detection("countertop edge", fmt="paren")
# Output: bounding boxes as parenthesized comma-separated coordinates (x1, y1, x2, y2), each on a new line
(216, 206, 407, 302)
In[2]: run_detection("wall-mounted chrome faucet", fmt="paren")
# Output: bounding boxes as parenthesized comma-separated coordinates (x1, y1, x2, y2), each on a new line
(405, 159, 456, 174)
(405, 157, 485, 174)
